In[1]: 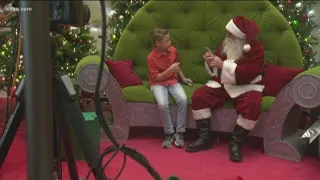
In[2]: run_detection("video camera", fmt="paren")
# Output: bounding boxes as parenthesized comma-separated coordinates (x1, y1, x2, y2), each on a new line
(10, 0, 90, 59)
(10, 0, 90, 29)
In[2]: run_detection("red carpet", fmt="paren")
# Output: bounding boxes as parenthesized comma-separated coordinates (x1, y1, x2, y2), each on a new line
(0, 127, 320, 180)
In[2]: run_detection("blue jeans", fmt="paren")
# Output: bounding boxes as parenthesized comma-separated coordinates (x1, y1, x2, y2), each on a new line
(150, 83, 188, 134)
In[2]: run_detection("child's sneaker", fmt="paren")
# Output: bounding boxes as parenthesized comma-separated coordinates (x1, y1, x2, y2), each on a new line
(174, 132, 185, 148)
(162, 133, 175, 148)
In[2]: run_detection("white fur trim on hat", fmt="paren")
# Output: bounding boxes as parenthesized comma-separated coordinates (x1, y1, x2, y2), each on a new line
(226, 19, 246, 39)
(243, 44, 251, 52)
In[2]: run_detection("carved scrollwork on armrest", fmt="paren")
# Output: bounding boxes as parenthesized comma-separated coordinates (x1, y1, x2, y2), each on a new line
(103, 71, 127, 105)
(75, 57, 129, 128)
(290, 74, 320, 109)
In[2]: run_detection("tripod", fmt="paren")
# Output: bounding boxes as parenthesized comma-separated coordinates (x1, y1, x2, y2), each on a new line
(0, 71, 107, 179)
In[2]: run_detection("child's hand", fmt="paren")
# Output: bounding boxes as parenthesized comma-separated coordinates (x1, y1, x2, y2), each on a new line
(167, 62, 180, 73)
(182, 78, 193, 86)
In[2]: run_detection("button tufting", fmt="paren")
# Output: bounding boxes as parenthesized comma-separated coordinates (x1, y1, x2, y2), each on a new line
(221, 8, 228, 14)
(145, 6, 153, 13)
(202, 26, 207, 31)
(147, 41, 153, 49)
(260, 5, 267, 11)
(185, 43, 189, 50)
(127, 24, 135, 32)
(164, 22, 170, 29)
(183, 7, 190, 14)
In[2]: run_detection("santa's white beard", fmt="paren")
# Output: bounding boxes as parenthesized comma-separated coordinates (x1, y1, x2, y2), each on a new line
(222, 37, 245, 60)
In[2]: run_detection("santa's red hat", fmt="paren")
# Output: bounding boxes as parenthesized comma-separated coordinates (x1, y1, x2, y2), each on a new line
(225, 16, 259, 52)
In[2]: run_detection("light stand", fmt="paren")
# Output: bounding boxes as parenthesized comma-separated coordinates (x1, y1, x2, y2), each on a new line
(20, 1, 53, 179)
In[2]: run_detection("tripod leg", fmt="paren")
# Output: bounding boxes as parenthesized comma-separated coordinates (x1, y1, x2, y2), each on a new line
(55, 74, 106, 180)
(58, 109, 80, 180)
(0, 101, 25, 169)
(60, 102, 106, 179)
(53, 98, 61, 179)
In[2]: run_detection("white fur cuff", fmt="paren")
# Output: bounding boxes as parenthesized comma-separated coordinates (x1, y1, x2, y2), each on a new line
(205, 62, 218, 77)
(237, 115, 257, 130)
(221, 61, 237, 84)
(192, 108, 212, 120)
(205, 80, 221, 88)
(226, 20, 246, 39)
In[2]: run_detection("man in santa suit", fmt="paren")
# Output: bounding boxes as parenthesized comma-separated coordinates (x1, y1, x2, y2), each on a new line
(186, 16, 265, 163)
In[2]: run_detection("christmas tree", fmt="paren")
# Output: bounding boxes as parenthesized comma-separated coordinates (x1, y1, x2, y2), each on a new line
(53, 25, 99, 77)
(106, 0, 147, 59)
(106, 0, 318, 69)
(272, 0, 319, 69)
(0, 14, 20, 89)
(0, 14, 99, 89)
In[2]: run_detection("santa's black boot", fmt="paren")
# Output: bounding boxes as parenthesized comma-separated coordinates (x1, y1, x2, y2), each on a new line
(229, 125, 249, 162)
(186, 118, 212, 152)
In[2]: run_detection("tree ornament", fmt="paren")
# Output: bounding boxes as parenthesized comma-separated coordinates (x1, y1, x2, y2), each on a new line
(306, 49, 311, 54)
(79, 39, 84, 44)
(119, 15, 124, 21)
(292, 20, 299, 27)
(287, 0, 292, 6)
(307, 10, 316, 18)
(278, 4, 284, 10)
(295, 2, 303, 11)
(302, 13, 308, 21)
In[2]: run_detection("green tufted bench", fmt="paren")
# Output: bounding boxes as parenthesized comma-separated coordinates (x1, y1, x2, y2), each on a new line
(76, 1, 320, 162)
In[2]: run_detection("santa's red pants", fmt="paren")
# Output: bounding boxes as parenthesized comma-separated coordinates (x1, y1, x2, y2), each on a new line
(191, 86, 262, 130)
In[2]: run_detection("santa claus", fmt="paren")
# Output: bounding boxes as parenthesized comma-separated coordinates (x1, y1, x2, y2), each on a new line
(186, 16, 265, 163)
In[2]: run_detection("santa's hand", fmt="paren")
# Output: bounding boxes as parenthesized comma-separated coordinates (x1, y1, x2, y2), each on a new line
(203, 47, 214, 60)
(206, 56, 223, 69)
(205, 47, 213, 55)
(203, 52, 212, 60)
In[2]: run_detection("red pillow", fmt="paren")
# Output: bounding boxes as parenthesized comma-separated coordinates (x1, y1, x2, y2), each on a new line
(263, 64, 304, 96)
(104, 60, 143, 88)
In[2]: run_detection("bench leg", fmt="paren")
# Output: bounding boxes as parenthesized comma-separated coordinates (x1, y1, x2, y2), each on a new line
(263, 129, 309, 162)
(98, 104, 130, 142)
(108, 125, 130, 141)
(100, 124, 130, 142)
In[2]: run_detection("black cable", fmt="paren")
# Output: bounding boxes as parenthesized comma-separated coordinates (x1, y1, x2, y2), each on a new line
(87, 1, 163, 180)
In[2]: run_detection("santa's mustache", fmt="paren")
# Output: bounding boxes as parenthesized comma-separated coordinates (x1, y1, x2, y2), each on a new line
(222, 37, 245, 59)
(223, 37, 245, 48)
